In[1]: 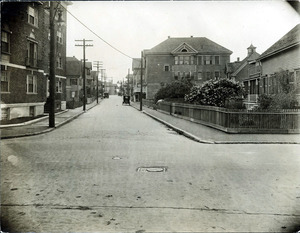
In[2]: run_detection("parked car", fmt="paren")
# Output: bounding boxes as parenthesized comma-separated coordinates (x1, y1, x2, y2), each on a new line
(103, 92, 109, 98)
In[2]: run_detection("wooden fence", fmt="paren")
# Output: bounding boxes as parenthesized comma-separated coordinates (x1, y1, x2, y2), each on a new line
(144, 100, 300, 134)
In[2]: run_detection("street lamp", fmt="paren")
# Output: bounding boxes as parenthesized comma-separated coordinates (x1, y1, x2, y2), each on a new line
(49, 2, 64, 128)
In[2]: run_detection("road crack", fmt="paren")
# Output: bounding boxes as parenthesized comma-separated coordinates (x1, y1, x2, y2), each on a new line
(2, 203, 300, 217)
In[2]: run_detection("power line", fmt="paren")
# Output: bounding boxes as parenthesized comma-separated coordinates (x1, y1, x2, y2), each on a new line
(60, 3, 136, 60)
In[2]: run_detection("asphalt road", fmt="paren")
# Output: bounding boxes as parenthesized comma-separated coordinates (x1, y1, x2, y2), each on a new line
(1, 95, 300, 232)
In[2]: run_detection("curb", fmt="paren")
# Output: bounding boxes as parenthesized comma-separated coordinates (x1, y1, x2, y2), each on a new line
(0, 109, 69, 129)
(1, 102, 99, 139)
(142, 111, 215, 144)
(131, 104, 300, 145)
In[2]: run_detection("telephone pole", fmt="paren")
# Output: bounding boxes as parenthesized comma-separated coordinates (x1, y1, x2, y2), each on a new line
(127, 68, 130, 96)
(140, 52, 144, 111)
(93, 61, 103, 104)
(75, 39, 93, 111)
(100, 69, 106, 96)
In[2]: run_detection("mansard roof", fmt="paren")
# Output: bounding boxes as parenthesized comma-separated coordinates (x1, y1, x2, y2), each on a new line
(147, 37, 232, 54)
(259, 24, 300, 60)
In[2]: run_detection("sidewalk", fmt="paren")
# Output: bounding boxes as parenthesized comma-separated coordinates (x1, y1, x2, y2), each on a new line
(1, 100, 299, 144)
(131, 102, 300, 144)
(0, 101, 99, 139)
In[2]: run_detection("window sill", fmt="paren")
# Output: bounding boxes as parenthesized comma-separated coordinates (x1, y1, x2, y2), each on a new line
(1, 91, 10, 94)
(26, 92, 38, 95)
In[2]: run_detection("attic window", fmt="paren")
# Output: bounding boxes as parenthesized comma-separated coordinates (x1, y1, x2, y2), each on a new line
(181, 49, 187, 52)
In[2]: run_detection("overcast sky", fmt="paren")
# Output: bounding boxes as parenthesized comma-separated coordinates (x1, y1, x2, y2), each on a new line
(66, 1, 300, 83)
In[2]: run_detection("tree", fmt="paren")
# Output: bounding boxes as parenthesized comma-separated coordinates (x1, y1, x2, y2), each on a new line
(154, 80, 192, 103)
(185, 78, 245, 107)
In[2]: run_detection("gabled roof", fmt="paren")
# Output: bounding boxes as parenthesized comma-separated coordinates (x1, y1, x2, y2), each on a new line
(259, 24, 300, 60)
(227, 47, 260, 76)
(66, 56, 81, 76)
(147, 37, 232, 54)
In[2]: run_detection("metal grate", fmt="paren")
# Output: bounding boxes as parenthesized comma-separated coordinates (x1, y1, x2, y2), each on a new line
(137, 166, 168, 172)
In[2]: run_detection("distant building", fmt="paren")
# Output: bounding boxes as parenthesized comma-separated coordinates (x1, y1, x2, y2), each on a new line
(132, 58, 146, 101)
(66, 56, 82, 108)
(1, 2, 70, 120)
(225, 44, 261, 109)
(143, 36, 232, 100)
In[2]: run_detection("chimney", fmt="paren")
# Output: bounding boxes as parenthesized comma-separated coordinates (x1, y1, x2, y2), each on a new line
(237, 57, 240, 62)
(168, 36, 170, 39)
(190, 35, 193, 38)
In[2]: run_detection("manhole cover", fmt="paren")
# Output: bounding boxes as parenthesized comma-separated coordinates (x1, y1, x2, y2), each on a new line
(137, 166, 167, 172)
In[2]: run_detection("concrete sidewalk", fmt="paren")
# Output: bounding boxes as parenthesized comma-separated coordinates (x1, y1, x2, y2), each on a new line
(0, 100, 99, 139)
(131, 102, 300, 144)
(1, 99, 299, 144)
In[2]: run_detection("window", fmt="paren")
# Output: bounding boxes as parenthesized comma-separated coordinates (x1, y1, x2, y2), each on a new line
(190, 56, 194, 65)
(57, 30, 63, 44)
(56, 79, 62, 93)
(175, 57, 178, 65)
(57, 53, 62, 69)
(70, 78, 78, 85)
(28, 6, 38, 27)
(197, 56, 202, 65)
(1, 70, 10, 92)
(27, 40, 38, 67)
(197, 72, 202, 80)
(215, 56, 220, 65)
(1, 31, 10, 53)
(164, 65, 170, 71)
(204, 56, 213, 65)
(27, 75, 37, 93)
(174, 72, 179, 80)
(179, 56, 184, 65)
(206, 72, 212, 80)
(184, 56, 189, 65)
(215, 71, 220, 79)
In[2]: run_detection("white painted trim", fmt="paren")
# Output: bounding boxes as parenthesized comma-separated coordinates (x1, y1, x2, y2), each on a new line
(0, 61, 45, 73)
(1, 102, 45, 108)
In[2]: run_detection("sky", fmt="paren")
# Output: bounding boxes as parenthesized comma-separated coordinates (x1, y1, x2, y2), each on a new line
(66, 0, 300, 83)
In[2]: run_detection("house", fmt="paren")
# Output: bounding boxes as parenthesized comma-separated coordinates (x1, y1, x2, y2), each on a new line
(257, 24, 300, 102)
(143, 36, 232, 100)
(225, 44, 261, 109)
(1, 2, 70, 120)
(66, 56, 83, 108)
(132, 58, 146, 101)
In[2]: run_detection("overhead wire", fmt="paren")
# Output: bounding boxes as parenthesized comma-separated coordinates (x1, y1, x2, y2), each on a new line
(59, 3, 138, 60)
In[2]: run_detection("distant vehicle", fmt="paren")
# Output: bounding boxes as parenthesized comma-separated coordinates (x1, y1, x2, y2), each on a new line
(122, 95, 130, 105)
(103, 92, 109, 98)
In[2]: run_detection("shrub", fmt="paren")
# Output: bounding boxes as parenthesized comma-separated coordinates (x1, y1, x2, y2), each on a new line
(154, 80, 192, 103)
(185, 78, 245, 107)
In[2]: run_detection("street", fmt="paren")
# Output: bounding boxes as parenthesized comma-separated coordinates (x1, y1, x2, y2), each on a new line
(1, 95, 300, 232)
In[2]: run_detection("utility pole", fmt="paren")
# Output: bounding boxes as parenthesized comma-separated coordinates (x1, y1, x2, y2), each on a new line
(49, 2, 56, 127)
(93, 61, 103, 103)
(100, 69, 105, 96)
(75, 39, 93, 111)
(140, 52, 143, 111)
(127, 68, 130, 96)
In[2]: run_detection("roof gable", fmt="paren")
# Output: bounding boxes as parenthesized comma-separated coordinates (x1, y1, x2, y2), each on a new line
(172, 42, 198, 54)
(148, 37, 232, 54)
(259, 24, 300, 60)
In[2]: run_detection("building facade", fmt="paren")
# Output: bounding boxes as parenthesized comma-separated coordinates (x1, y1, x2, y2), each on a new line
(143, 36, 232, 100)
(1, 2, 69, 120)
(257, 23, 300, 103)
(225, 44, 261, 109)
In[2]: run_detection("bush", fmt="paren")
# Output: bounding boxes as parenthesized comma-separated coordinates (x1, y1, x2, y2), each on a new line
(154, 80, 192, 103)
(185, 78, 245, 107)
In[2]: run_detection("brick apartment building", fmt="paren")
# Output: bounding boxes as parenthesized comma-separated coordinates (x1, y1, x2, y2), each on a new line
(143, 36, 232, 100)
(1, 2, 70, 120)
